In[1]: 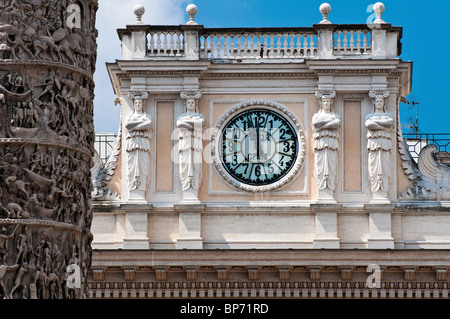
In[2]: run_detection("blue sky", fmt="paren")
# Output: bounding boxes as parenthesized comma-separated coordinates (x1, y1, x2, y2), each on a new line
(94, 0, 449, 134)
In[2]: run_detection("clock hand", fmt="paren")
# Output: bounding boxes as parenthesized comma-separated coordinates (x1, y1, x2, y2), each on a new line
(246, 113, 258, 161)
(256, 125, 259, 160)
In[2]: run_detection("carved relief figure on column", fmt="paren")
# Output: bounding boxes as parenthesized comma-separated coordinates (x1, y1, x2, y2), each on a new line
(0, 0, 98, 300)
(125, 92, 152, 195)
(0, 0, 98, 74)
(365, 90, 393, 198)
(312, 90, 341, 197)
(177, 91, 204, 203)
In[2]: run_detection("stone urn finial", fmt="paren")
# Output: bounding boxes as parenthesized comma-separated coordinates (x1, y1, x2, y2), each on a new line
(319, 3, 332, 24)
(134, 4, 145, 24)
(186, 4, 198, 25)
(373, 2, 385, 23)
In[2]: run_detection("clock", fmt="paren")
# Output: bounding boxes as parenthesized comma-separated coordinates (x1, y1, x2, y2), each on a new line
(212, 101, 305, 192)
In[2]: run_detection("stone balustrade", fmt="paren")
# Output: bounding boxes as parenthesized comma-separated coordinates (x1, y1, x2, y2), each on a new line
(117, 3, 402, 61)
(200, 28, 318, 60)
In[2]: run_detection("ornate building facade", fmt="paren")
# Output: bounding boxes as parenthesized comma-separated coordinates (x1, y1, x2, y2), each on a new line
(89, 3, 450, 299)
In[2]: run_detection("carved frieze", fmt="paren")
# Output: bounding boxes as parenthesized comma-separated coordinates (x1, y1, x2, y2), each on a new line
(0, 0, 98, 75)
(0, 0, 98, 299)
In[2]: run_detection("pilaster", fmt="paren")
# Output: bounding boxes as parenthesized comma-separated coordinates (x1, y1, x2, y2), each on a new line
(314, 24, 337, 58)
(123, 204, 152, 250)
(175, 204, 205, 249)
(181, 25, 203, 61)
(312, 204, 341, 249)
(365, 204, 395, 249)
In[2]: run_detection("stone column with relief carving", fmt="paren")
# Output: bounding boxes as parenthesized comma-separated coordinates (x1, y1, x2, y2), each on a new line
(0, 0, 98, 299)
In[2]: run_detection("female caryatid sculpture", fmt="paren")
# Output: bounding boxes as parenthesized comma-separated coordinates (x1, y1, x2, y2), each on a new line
(313, 90, 341, 201)
(177, 91, 204, 203)
(365, 90, 393, 200)
(125, 92, 152, 198)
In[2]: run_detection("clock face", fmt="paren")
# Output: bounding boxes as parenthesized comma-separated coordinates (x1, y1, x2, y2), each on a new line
(220, 108, 299, 186)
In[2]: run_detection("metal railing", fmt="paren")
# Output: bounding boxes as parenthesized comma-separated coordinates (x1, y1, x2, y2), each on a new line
(95, 133, 117, 164)
(403, 133, 450, 164)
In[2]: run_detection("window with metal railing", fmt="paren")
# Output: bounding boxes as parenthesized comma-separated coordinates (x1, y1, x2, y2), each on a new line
(403, 133, 450, 165)
(94, 133, 117, 164)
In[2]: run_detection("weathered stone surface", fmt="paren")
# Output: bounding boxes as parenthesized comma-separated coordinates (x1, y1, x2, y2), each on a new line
(0, 0, 98, 299)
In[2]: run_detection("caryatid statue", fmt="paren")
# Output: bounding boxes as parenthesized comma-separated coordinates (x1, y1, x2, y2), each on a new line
(177, 91, 204, 203)
(312, 90, 341, 200)
(125, 92, 152, 198)
(365, 90, 393, 200)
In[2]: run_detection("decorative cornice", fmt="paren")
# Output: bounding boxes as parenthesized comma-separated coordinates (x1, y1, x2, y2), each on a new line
(201, 72, 318, 79)
(87, 276, 450, 299)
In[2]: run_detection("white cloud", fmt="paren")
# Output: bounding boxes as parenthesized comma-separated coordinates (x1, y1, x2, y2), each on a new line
(93, 0, 188, 134)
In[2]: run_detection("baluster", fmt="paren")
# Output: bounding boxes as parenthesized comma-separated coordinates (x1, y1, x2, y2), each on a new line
(363, 30, 369, 54)
(156, 31, 162, 56)
(302, 34, 309, 57)
(252, 33, 259, 59)
(199, 34, 205, 58)
(309, 34, 315, 56)
(282, 33, 288, 58)
(149, 32, 155, 56)
(272, 33, 278, 58)
(276, 34, 282, 58)
(336, 31, 341, 53)
(349, 30, 355, 53)
(223, 33, 229, 59)
(307, 34, 314, 56)
(168, 31, 175, 56)
(242, 33, 248, 58)
(296, 34, 303, 57)
(263, 33, 272, 59)
(236, 33, 241, 59)
(356, 30, 362, 54)
(289, 33, 295, 57)
(247, 33, 254, 58)
(269, 33, 275, 58)
(198, 34, 204, 58)
(163, 32, 168, 55)
(176, 31, 182, 56)
(263, 33, 269, 58)
(230, 34, 236, 59)
(343, 30, 348, 53)
(244, 33, 249, 58)
(239, 33, 244, 58)
(255, 33, 262, 59)
(216, 34, 223, 59)
(211, 34, 217, 59)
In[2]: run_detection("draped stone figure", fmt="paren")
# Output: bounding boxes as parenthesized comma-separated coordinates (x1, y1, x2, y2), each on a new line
(365, 90, 393, 199)
(125, 92, 152, 197)
(312, 90, 341, 200)
(177, 91, 204, 203)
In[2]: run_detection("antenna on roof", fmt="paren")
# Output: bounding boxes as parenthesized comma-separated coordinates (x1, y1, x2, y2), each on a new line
(401, 94, 420, 136)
